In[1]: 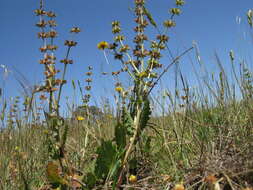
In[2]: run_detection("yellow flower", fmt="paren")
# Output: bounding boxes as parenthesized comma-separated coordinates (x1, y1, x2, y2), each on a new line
(174, 184, 185, 190)
(97, 41, 109, 50)
(115, 86, 123, 93)
(129, 174, 137, 183)
(76, 116, 84, 121)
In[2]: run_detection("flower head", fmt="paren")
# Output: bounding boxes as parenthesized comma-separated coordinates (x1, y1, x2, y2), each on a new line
(70, 27, 81, 33)
(170, 8, 181, 15)
(176, 0, 185, 6)
(76, 116, 84, 121)
(97, 41, 109, 50)
(174, 184, 185, 190)
(129, 174, 137, 183)
(115, 86, 123, 93)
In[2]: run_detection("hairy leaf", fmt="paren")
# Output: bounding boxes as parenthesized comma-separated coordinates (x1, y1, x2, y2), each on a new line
(115, 123, 127, 150)
(94, 140, 117, 180)
(122, 107, 134, 135)
(140, 99, 152, 131)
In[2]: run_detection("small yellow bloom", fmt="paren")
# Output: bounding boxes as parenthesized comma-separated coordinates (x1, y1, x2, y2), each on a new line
(97, 41, 109, 50)
(76, 116, 85, 121)
(174, 184, 185, 190)
(129, 174, 137, 183)
(115, 86, 123, 93)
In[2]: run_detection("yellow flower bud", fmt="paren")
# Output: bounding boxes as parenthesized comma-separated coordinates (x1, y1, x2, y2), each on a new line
(129, 174, 137, 183)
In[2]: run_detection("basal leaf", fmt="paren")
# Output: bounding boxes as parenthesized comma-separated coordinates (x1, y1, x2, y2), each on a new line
(94, 140, 117, 180)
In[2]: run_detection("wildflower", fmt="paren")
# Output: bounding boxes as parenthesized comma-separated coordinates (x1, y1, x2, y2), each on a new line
(38, 32, 48, 39)
(64, 40, 77, 47)
(86, 72, 92, 76)
(47, 11, 56, 18)
(176, 0, 185, 6)
(163, 20, 176, 28)
(112, 21, 120, 27)
(135, 0, 145, 5)
(119, 45, 130, 53)
(112, 26, 121, 34)
(156, 34, 169, 42)
(112, 71, 120, 75)
(34, 9, 46, 16)
(97, 41, 109, 50)
(174, 184, 185, 190)
(39, 46, 47, 52)
(85, 86, 91, 91)
(204, 175, 217, 184)
(47, 45, 58, 51)
(36, 20, 47, 28)
(48, 20, 57, 27)
(48, 30, 58, 38)
(114, 35, 125, 42)
(115, 86, 123, 93)
(149, 50, 162, 59)
(129, 174, 137, 183)
(134, 34, 148, 43)
(170, 8, 181, 15)
(85, 78, 92, 83)
(60, 59, 73, 64)
(76, 116, 84, 121)
(70, 27, 81, 33)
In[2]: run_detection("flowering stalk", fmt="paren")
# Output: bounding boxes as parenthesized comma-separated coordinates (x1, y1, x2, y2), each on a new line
(98, 0, 189, 185)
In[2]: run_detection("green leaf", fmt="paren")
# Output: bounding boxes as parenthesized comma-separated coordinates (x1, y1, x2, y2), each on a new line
(143, 6, 157, 27)
(94, 140, 117, 180)
(121, 107, 134, 135)
(83, 172, 97, 189)
(144, 136, 152, 153)
(115, 123, 127, 150)
(72, 80, 76, 90)
(140, 99, 152, 131)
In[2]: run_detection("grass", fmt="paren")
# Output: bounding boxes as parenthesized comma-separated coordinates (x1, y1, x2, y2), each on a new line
(0, 0, 253, 189)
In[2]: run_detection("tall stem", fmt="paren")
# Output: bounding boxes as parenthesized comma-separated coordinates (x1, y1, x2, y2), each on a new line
(56, 47, 71, 115)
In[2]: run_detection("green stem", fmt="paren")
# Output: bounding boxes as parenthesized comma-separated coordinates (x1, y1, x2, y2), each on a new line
(56, 47, 71, 115)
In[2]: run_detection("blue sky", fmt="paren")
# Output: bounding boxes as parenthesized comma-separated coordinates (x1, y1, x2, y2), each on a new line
(1, 0, 253, 111)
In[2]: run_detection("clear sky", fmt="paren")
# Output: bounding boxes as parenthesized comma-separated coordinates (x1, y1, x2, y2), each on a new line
(1, 0, 253, 110)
